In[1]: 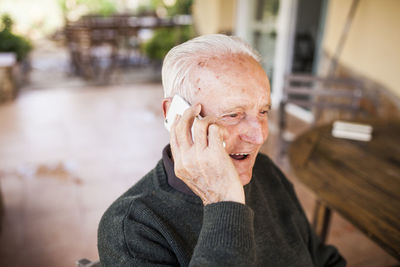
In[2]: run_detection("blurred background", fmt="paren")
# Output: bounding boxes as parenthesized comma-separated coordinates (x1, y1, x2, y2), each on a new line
(0, 0, 399, 266)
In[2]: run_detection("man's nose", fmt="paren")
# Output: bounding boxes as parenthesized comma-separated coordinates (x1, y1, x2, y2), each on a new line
(239, 118, 266, 145)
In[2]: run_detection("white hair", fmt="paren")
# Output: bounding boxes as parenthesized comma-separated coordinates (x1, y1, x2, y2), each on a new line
(161, 34, 261, 103)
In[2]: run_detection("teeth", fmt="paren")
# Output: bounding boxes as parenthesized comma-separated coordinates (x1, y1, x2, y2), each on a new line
(230, 153, 249, 156)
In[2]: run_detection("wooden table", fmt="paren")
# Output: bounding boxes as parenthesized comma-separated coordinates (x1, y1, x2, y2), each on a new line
(288, 120, 400, 260)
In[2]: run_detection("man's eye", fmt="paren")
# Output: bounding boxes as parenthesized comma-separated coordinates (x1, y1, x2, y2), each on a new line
(220, 113, 243, 125)
(260, 110, 269, 116)
(222, 113, 240, 119)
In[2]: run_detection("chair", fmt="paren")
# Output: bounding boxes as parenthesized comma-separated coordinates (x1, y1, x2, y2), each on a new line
(278, 74, 377, 158)
(65, 16, 120, 82)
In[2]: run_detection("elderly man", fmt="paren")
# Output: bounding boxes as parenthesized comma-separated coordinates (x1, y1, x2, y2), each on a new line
(98, 34, 345, 266)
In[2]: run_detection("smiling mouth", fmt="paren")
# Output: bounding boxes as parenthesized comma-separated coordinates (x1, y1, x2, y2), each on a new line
(229, 153, 249, 160)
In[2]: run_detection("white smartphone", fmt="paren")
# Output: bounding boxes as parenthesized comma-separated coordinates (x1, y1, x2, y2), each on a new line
(164, 95, 225, 147)
(164, 95, 195, 132)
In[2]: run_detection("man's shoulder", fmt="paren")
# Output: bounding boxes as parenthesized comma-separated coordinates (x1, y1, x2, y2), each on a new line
(100, 160, 165, 223)
(97, 160, 181, 265)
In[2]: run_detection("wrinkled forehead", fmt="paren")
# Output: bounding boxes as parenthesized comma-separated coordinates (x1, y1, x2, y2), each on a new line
(190, 54, 269, 91)
(189, 54, 270, 111)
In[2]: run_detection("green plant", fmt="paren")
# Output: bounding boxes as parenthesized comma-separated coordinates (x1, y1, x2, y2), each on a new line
(59, 0, 117, 19)
(142, 25, 195, 61)
(165, 0, 194, 16)
(0, 14, 33, 61)
(140, 0, 195, 61)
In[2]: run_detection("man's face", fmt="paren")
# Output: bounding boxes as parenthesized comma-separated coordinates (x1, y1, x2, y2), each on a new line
(191, 54, 271, 185)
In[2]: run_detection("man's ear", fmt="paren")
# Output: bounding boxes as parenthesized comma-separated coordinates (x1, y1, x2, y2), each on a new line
(162, 98, 172, 119)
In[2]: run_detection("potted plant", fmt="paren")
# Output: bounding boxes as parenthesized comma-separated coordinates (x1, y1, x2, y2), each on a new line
(142, 25, 194, 64)
(0, 14, 33, 102)
(0, 14, 32, 62)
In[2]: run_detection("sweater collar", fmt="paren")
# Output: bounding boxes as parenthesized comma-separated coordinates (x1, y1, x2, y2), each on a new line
(162, 144, 196, 196)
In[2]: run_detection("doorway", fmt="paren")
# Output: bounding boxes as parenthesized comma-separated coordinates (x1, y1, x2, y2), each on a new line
(291, 0, 325, 75)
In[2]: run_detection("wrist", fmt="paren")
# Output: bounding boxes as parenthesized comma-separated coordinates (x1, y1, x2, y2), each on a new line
(203, 185, 245, 205)
(221, 189, 245, 204)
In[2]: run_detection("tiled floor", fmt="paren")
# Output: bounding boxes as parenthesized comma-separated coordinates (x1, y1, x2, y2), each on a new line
(0, 44, 398, 266)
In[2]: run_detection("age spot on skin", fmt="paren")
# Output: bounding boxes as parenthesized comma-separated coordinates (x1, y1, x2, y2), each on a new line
(194, 78, 201, 94)
(198, 61, 205, 67)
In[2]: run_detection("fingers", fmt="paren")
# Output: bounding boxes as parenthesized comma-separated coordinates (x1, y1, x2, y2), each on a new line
(192, 115, 218, 149)
(208, 124, 224, 149)
(171, 102, 224, 151)
(174, 104, 201, 149)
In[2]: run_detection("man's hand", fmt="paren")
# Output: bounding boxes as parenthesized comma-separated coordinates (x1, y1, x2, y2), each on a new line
(170, 104, 245, 205)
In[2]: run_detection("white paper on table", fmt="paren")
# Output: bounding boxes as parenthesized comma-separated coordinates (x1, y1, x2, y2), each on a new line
(331, 121, 373, 141)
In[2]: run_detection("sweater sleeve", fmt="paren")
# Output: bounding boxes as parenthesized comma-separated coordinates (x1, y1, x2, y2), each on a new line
(98, 200, 181, 267)
(190, 201, 256, 266)
(98, 199, 256, 267)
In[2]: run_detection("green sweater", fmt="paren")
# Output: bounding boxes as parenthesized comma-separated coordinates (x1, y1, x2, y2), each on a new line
(98, 153, 345, 266)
